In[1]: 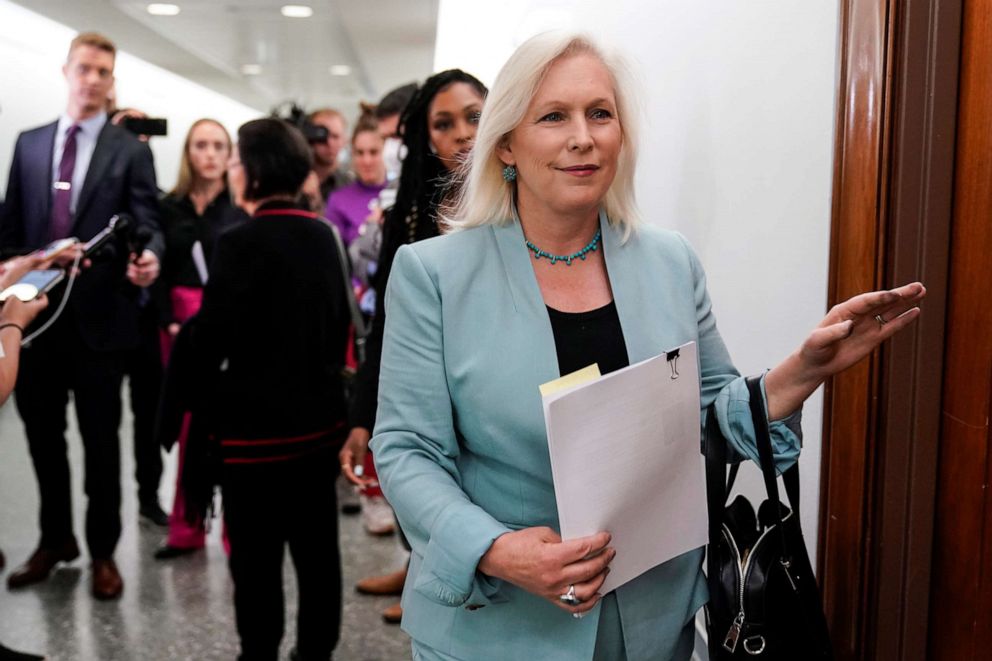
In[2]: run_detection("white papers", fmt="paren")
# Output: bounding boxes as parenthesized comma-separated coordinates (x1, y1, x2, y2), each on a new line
(542, 341, 707, 594)
(191, 241, 209, 285)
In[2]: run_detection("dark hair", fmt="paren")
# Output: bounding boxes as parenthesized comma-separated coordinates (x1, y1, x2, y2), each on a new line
(373, 70, 486, 294)
(237, 118, 312, 201)
(375, 82, 419, 120)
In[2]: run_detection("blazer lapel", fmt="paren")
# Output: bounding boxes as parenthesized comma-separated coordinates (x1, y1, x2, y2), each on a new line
(491, 220, 561, 379)
(74, 124, 117, 224)
(601, 212, 659, 364)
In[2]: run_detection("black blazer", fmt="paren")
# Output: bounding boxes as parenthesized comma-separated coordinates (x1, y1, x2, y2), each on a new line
(191, 203, 351, 439)
(0, 119, 163, 351)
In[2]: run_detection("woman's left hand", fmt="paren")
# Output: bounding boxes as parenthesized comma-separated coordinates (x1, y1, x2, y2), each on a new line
(765, 281, 925, 420)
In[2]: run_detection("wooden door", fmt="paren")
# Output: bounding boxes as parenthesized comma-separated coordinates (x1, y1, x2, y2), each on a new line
(927, 1, 992, 657)
(821, 0, 992, 656)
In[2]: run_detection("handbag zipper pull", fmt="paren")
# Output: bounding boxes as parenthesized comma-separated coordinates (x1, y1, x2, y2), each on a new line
(723, 611, 745, 652)
(781, 557, 798, 592)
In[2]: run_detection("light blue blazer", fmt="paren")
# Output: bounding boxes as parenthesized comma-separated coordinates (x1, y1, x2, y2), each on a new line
(371, 212, 802, 661)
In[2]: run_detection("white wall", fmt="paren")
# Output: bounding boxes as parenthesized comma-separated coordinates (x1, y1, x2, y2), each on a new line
(437, 0, 839, 564)
(0, 0, 261, 198)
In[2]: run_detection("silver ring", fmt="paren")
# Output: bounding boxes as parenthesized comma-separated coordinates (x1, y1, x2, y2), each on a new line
(559, 584, 581, 606)
(874, 314, 887, 326)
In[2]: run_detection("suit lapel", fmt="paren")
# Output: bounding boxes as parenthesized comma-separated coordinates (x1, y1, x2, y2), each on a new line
(32, 122, 58, 238)
(600, 213, 657, 364)
(491, 220, 561, 379)
(74, 123, 118, 224)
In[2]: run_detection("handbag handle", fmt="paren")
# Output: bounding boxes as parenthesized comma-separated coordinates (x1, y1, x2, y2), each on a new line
(704, 376, 805, 540)
(744, 375, 805, 549)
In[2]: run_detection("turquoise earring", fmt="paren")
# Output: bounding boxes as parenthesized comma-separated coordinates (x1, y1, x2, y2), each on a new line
(502, 165, 517, 182)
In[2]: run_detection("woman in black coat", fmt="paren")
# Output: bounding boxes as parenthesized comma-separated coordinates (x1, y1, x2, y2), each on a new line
(192, 118, 350, 661)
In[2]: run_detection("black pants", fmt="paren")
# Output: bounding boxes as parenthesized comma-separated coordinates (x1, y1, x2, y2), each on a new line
(128, 301, 163, 507)
(223, 452, 342, 661)
(14, 319, 126, 559)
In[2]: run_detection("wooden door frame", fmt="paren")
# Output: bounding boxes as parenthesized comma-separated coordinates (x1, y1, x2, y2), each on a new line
(818, 0, 962, 658)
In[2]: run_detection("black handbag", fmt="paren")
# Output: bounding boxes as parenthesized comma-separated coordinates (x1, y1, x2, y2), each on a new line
(703, 375, 832, 660)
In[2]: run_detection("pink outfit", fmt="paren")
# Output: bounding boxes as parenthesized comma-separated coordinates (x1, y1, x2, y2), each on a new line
(162, 286, 230, 553)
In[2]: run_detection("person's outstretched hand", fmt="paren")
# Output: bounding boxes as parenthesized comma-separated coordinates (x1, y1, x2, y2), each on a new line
(766, 282, 926, 419)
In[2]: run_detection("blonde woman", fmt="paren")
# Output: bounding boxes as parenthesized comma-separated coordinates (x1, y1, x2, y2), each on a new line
(368, 32, 924, 660)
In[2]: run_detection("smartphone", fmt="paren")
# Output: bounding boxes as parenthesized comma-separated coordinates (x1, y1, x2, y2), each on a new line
(121, 117, 168, 137)
(36, 238, 77, 261)
(0, 269, 64, 302)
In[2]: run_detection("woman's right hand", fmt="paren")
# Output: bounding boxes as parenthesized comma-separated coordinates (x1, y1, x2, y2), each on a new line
(478, 527, 615, 616)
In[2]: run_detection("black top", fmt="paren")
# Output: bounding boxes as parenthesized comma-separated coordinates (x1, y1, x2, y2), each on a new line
(548, 300, 630, 376)
(157, 190, 248, 324)
(159, 191, 248, 289)
(191, 201, 351, 440)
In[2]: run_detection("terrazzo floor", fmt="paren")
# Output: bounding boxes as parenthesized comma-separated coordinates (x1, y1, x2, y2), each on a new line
(0, 383, 411, 661)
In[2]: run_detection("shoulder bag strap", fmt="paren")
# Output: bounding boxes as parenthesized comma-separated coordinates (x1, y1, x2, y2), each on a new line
(745, 374, 793, 555)
(325, 219, 369, 361)
(703, 405, 728, 582)
(326, 219, 368, 337)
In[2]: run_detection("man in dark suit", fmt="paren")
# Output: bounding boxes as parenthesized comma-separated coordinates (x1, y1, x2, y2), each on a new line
(0, 32, 163, 600)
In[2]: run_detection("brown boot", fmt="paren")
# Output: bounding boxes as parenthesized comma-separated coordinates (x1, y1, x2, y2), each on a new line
(355, 567, 407, 596)
(382, 602, 402, 624)
(6, 541, 80, 589)
(91, 558, 123, 600)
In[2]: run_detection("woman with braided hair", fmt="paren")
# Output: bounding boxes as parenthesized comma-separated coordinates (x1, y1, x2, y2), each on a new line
(339, 68, 487, 623)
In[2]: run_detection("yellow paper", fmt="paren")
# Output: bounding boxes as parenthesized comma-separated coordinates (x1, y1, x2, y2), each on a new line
(539, 363, 601, 397)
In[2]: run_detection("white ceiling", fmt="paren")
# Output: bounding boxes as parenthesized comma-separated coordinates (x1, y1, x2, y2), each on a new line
(14, 0, 438, 115)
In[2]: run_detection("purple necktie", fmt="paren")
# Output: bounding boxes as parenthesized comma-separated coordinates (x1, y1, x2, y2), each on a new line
(50, 123, 80, 241)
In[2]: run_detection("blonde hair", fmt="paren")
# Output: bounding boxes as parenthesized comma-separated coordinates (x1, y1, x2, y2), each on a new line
(171, 118, 232, 198)
(68, 32, 116, 60)
(443, 32, 640, 238)
(308, 107, 348, 132)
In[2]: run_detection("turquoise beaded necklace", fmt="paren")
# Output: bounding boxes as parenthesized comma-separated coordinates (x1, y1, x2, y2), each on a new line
(524, 229, 602, 266)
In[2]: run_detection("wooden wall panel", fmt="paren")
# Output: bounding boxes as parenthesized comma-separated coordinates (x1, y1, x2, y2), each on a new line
(821, 0, 961, 658)
(819, 0, 892, 656)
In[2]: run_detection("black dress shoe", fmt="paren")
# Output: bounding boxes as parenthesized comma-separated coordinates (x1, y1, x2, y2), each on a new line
(7, 541, 80, 589)
(138, 503, 169, 528)
(153, 545, 200, 560)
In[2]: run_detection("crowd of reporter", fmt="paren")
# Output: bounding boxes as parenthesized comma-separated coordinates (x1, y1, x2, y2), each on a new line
(0, 29, 469, 661)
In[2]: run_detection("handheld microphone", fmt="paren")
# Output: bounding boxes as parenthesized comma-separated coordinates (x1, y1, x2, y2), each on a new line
(128, 225, 154, 263)
(82, 213, 133, 259)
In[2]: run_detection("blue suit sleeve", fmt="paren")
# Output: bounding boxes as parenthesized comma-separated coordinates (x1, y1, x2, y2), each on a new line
(676, 232, 802, 474)
(371, 245, 511, 608)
